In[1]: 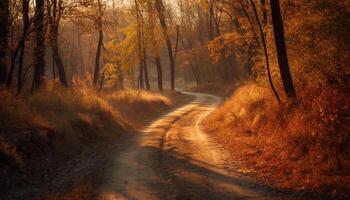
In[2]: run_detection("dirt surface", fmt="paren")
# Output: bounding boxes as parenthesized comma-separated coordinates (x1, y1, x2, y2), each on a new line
(95, 92, 304, 200)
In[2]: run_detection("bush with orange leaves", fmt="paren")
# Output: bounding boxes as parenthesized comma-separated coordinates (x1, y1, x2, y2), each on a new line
(204, 81, 350, 196)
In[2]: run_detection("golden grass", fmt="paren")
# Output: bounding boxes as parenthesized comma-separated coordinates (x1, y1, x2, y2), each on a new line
(203, 83, 350, 197)
(0, 86, 172, 174)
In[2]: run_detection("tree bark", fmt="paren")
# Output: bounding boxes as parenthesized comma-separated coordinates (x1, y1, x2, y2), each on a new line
(93, 29, 103, 86)
(135, 0, 144, 89)
(50, 0, 68, 88)
(143, 46, 150, 90)
(156, 0, 175, 90)
(93, 0, 103, 86)
(270, 0, 297, 100)
(250, 0, 281, 103)
(155, 57, 163, 91)
(147, 1, 163, 91)
(33, 0, 46, 90)
(0, 0, 9, 84)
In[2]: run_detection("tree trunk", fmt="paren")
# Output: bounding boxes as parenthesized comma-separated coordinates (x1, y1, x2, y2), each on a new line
(33, 0, 46, 90)
(48, 0, 68, 88)
(93, 29, 103, 86)
(155, 57, 163, 91)
(156, 0, 175, 90)
(143, 47, 150, 90)
(135, 0, 144, 89)
(15, 0, 30, 93)
(147, 1, 163, 91)
(250, 0, 281, 103)
(0, 0, 9, 84)
(52, 39, 68, 87)
(270, 0, 296, 100)
(7, 44, 20, 88)
(93, 0, 103, 86)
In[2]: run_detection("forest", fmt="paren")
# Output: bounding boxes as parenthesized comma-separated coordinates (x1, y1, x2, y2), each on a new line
(0, 0, 349, 199)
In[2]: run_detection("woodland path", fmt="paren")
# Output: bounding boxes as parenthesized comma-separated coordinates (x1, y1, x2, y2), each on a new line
(95, 92, 300, 200)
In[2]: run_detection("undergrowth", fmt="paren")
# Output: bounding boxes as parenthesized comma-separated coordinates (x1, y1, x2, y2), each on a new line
(0, 86, 172, 188)
(203, 83, 350, 197)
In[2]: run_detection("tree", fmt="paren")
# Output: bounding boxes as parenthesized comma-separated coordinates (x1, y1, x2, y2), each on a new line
(270, 0, 297, 100)
(48, 0, 68, 88)
(93, 0, 104, 86)
(33, 0, 46, 89)
(156, 0, 175, 90)
(0, 0, 9, 84)
(6, 0, 31, 90)
(147, 1, 163, 91)
(249, 0, 281, 103)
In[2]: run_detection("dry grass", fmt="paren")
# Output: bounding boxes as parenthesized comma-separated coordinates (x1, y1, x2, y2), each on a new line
(203, 83, 350, 197)
(0, 86, 173, 188)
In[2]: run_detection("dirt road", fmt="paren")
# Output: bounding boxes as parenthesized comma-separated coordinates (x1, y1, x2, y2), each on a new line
(96, 92, 299, 200)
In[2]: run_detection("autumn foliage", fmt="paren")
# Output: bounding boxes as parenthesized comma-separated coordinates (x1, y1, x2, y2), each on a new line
(203, 0, 350, 197)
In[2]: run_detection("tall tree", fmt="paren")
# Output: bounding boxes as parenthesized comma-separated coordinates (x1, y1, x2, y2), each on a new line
(135, 0, 144, 89)
(48, 0, 68, 88)
(6, 0, 30, 89)
(17, 0, 31, 93)
(249, 0, 281, 103)
(270, 0, 296, 99)
(33, 0, 46, 89)
(147, 2, 163, 91)
(93, 0, 104, 86)
(156, 0, 175, 90)
(0, 0, 9, 84)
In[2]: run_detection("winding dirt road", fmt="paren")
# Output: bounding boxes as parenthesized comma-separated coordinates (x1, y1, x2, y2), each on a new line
(96, 92, 297, 200)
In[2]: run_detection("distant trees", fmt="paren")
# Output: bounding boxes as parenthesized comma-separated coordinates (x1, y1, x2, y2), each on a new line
(16, 0, 30, 93)
(0, 0, 9, 84)
(33, 0, 46, 89)
(48, 0, 68, 88)
(156, 0, 175, 90)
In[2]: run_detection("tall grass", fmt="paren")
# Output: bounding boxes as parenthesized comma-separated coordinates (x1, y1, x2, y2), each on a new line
(204, 83, 350, 195)
(0, 86, 172, 182)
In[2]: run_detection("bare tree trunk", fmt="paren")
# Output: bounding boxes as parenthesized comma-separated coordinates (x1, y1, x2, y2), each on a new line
(143, 46, 150, 90)
(135, 0, 144, 89)
(250, 0, 281, 103)
(13, 0, 30, 93)
(0, 0, 9, 84)
(33, 0, 46, 90)
(156, 0, 175, 90)
(93, 29, 103, 86)
(270, 0, 296, 100)
(147, 1, 163, 91)
(93, 0, 103, 86)
(49, 0, 68, 88)
(7, 45, 20, 87)
(155, 57, 163, 91)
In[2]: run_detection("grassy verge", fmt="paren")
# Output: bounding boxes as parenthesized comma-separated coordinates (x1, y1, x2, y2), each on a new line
(203, 83, 350, 198)
(0, 86, 188, 192)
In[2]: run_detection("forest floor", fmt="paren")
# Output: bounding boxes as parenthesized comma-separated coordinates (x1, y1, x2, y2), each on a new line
(18, 91, 331, 200)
